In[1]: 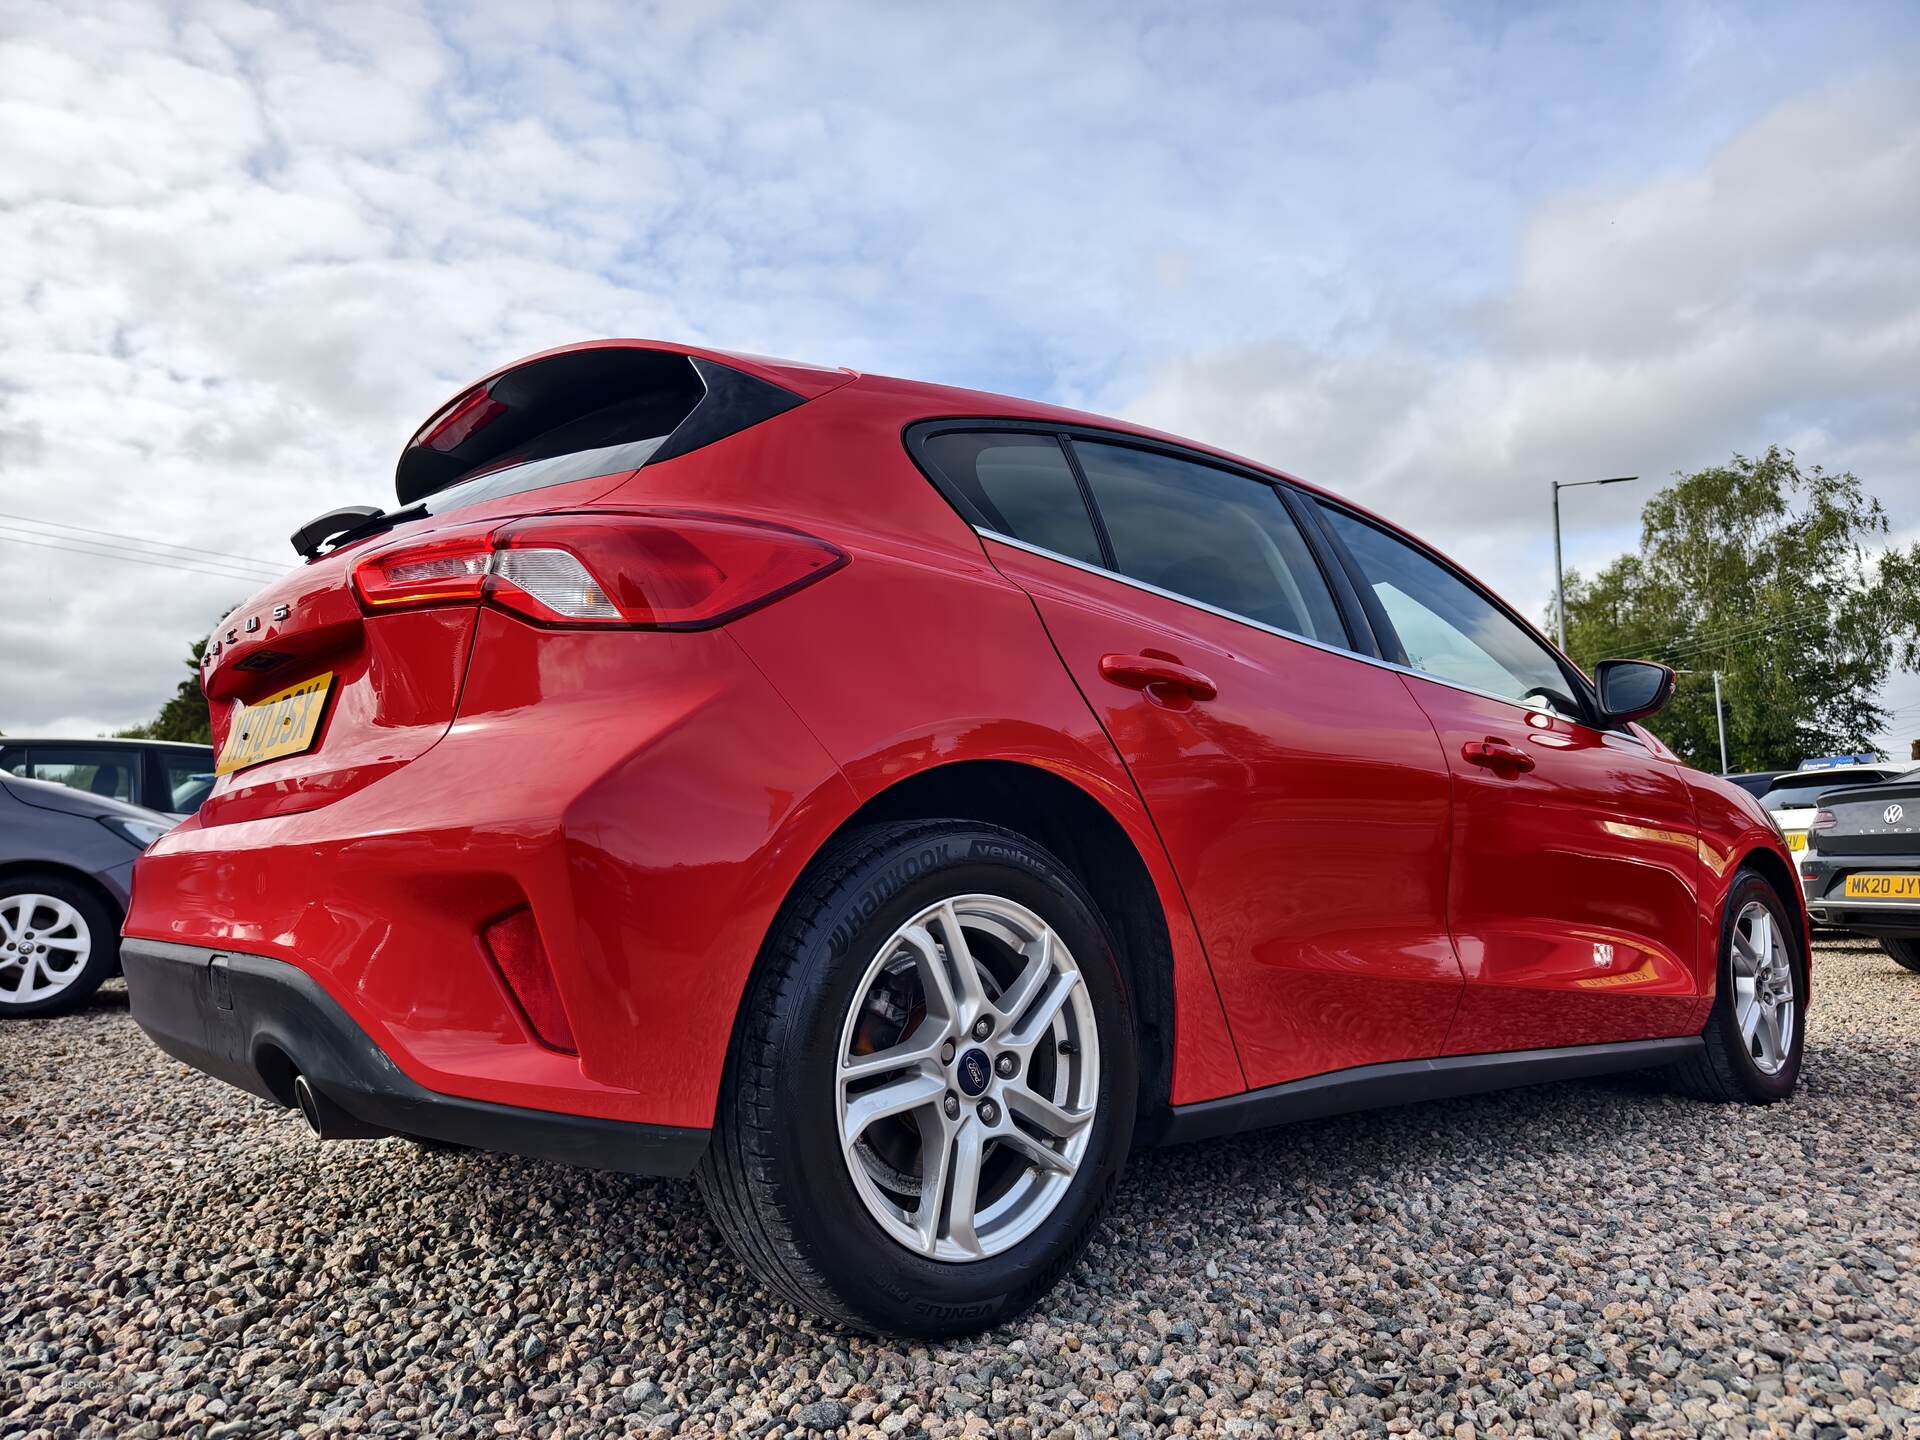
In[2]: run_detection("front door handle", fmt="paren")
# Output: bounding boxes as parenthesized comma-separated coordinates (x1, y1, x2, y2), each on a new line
(1462, 736, 1536, 773)
(1099, 653, 1219, 702)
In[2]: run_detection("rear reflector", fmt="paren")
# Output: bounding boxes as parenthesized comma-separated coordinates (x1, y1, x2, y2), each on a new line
(481, 907, 576, 1053)
(349, 511, 845, 629)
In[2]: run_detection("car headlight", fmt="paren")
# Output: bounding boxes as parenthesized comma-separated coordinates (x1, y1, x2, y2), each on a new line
(98, 815, 171, 850)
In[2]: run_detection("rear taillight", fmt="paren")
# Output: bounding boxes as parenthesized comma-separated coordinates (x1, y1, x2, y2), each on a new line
(481, 907, 575, 1053)
(350, 524, 495, 610)
(1810, 809, 1837, 832)
(349, 512, 845, 629)
(491, 513, 845, 629)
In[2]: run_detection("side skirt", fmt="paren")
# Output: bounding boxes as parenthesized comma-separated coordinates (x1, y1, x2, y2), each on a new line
(1153, 1036, 1704, 1147)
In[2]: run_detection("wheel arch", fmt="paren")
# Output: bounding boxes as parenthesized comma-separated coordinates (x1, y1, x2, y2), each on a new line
(777, 759, 1185, 1135)
(0, 860, 126, 926)
(1736, 842, 1812, 959)
(1702, 842, 1812, 1015)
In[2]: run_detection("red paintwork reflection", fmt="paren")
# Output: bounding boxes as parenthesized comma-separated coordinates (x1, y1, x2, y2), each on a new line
(1402, 677, 1701, 1053)
(989, 542, 1461, 1087)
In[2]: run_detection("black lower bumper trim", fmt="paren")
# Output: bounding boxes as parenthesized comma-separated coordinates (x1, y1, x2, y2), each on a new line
(121, 938, 708, 1178)
(1154, 1035, 1703, 1147)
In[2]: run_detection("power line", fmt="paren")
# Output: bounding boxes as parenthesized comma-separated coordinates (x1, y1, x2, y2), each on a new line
(0, 531, 275, 588)
(1575, 614, 1812, 668)
(1655, 612, 1834, 662)
(1583, 605, 1855, 667)
(0, 511, 284, 576)
(1653, 608, 1830, 658)
(1572, 608, 1802, 663)
(0, 524, 280, 584)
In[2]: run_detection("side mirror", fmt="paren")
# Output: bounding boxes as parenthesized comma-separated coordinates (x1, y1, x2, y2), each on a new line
(1594, 658, 1675, 724)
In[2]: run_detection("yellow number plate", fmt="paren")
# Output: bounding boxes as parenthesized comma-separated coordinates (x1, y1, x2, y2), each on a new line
(1844, 873, 1920, 901)
(216, 673, 333, 775)
(1784, 831, 1807, 852)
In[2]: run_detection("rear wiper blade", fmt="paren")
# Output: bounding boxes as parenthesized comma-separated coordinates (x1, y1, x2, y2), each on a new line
(290, 503, 424, 559)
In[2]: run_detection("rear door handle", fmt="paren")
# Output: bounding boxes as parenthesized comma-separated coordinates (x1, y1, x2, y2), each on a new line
(1462, 736, 1536, 773)
(1098, 653, 1219, 702)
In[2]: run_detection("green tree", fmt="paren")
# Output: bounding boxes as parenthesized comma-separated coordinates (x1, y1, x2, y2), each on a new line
(117, 636, 213, 745)
(1561, 447, 1920, 772)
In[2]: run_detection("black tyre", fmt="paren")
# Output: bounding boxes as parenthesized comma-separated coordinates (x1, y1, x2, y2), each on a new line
(1671, 870, 1806, 1103)
(698, 820, 1137, 1337)
(0, 871, 119, 1019)
(1883, 938, 1920, 974)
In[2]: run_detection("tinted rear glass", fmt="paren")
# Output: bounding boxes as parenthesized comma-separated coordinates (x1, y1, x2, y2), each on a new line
(920, 431, 1104, 567)
(157, 750, 217, 813)
(1073, 442, 1345, 644)
(398, 349, 707, 512)
(24, 747, 139, 804)
(1760, 773, 1898, 809)
(420, 436, 670, 518)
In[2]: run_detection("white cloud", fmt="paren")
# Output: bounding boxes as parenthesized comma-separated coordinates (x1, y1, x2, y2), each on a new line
(1118, 66, 1920, 637)
(0, 0, 1915, 744)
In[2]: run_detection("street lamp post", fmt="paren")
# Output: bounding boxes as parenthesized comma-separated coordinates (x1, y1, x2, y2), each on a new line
(1712, 669, 1729, 775)
(1677, 669, 1733, 775)
(1551, 475, 1640, 653)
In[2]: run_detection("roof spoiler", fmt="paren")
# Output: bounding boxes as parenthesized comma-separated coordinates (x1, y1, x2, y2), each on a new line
(393, 340, 851, 507)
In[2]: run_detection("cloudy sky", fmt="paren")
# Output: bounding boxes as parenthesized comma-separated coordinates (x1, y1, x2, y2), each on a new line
(4, 0, 1918, 753)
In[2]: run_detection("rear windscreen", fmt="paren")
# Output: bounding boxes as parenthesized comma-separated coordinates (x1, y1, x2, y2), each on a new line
(1760, 773, 1896, 809)
(398, 349, 706, 508)
(419, 435, 671, 519)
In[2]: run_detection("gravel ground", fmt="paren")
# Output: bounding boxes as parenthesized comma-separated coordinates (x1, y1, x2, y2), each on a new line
(3, 936, 1917, 1439)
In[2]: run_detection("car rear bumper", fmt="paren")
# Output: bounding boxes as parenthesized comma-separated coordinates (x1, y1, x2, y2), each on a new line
(1800, 852, 1920, 937)
(123, 938, 709, 1176)
(123, 616, 857, 1131)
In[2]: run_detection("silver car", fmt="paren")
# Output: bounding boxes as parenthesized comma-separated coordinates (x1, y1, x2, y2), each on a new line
(0, 773, 170, 1017)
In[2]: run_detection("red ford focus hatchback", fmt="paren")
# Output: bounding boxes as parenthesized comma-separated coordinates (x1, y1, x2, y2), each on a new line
(124, 340, 1808, 1335)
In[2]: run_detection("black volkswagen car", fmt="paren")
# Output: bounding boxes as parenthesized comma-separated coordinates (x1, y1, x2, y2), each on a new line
(1801, 777, 1920, 971)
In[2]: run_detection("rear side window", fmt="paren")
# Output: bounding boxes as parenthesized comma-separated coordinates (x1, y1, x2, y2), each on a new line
(158, 751, 217, 813)
(25, 747, 139, 803)
(1072, 442, 1345, 644)
(919, 432, 1105, 567)
(1318, 504, 1578, 715)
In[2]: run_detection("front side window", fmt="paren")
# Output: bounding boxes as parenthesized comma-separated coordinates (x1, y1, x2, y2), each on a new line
(920, 431, 1105, 567)
(1072, 442, 1346, 645)
(28, 747, 139, 803)
(1319, 505, 1581, 717)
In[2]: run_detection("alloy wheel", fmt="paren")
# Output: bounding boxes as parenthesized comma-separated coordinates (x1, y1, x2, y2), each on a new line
(1730, 899, 1795, 1076)
(0, 893, 93, 1005)
(835, 893, 1100, 1262)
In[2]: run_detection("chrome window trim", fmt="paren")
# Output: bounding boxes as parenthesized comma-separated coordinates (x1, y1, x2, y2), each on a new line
(977, 527, 1648, 749)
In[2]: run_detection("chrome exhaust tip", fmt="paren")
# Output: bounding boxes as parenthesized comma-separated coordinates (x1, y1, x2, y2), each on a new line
(290, 1073, 388, 1140)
